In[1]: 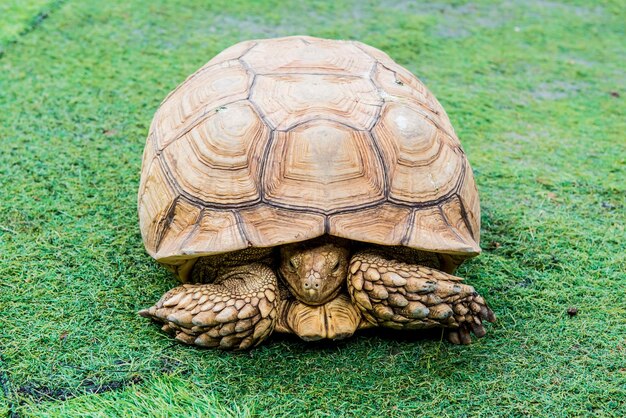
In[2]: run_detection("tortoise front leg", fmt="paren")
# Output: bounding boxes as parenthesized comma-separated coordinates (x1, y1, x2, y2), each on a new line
(347, 251, 495, 344)
(139, 263, 279, 350)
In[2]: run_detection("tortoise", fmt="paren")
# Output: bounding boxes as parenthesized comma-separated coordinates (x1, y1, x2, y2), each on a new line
(138, 36, 495, 350)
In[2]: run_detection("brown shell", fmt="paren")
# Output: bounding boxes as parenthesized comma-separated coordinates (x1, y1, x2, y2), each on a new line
(138, 36, 481, 274)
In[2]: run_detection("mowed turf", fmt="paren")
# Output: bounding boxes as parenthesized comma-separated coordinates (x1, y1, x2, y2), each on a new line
(0, 0, 624, 416)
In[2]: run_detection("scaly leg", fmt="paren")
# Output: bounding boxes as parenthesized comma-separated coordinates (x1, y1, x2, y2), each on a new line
(347, 251, 495, 344)
(139, 263, 279, 350)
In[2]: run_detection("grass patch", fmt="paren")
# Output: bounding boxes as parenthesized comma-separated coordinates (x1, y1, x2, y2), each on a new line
(0, 0, 624, 416)
(0, 0, 67, 56)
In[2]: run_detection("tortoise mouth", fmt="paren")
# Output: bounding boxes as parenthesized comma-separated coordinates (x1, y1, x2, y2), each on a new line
(279, 271, 344, 306)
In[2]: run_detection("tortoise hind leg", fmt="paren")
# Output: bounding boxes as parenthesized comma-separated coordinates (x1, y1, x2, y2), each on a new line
(347, 251, 495, 345)
(139, 263, 279, 350)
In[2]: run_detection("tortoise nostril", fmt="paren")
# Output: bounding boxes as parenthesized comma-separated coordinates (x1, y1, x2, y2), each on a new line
(303, 276, 321, 292)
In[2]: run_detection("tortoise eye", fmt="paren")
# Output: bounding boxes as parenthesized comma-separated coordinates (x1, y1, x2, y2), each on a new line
(289, 259, 297, 270)
(331, 260, 340, 272)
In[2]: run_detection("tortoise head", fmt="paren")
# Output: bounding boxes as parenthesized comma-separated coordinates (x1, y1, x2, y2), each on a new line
(279, 238, 350, 305)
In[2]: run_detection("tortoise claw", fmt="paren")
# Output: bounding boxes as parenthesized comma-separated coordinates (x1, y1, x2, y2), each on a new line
(458, 326, 472, 345)
(470, 321, 487, 338)
(137, 308, 151, 318)
(447, 330, 461, 345)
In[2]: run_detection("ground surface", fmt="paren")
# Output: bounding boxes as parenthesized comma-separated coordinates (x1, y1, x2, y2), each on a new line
(0, 0, 624, 416)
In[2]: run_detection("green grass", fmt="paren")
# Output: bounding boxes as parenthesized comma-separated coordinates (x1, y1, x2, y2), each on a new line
(0, 0, 624, 416)
(0, 0, 64, 56)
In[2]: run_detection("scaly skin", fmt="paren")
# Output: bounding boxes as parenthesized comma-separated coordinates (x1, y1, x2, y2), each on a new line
(139, 263, 280, 350)
(140, 240, 495, 349)
(347, 251, 495, 344)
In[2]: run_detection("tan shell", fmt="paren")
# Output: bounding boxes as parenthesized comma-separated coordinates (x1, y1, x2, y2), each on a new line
(138, 36, 481, 275)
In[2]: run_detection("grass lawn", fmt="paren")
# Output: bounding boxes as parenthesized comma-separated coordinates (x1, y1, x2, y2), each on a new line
(0, 0, 624, 416)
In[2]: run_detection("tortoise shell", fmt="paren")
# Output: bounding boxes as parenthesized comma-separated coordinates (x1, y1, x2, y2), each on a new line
(138, 36, 481, 277)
